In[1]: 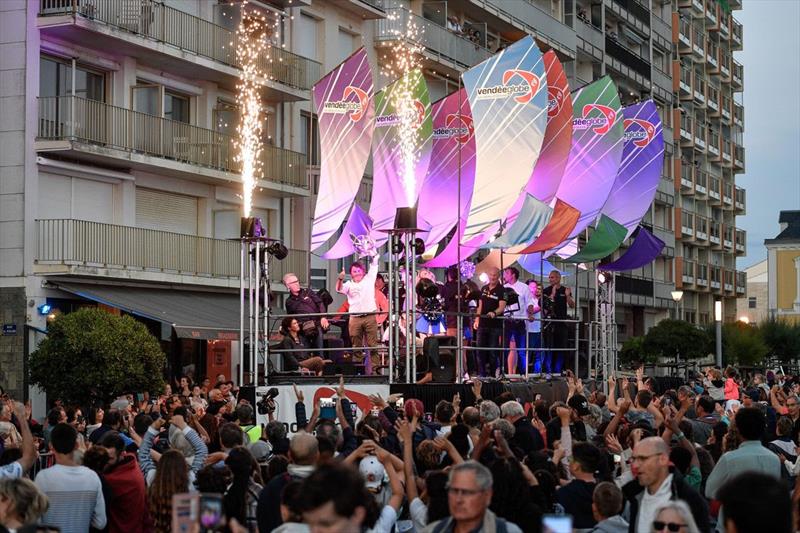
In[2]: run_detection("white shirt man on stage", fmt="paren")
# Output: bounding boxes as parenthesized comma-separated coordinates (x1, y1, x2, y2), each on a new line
(503, 267, 532, 374)
(336, 254, 380, 372)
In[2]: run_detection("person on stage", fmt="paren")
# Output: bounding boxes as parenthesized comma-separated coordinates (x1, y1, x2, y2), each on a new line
(542, 269, 575, 374)
(473, 267, 506, 378)
(336, 254, 381, 373)
(502, 267, 532, 374)
(525, 279, 543, 374)
(283, 273, 329, 357)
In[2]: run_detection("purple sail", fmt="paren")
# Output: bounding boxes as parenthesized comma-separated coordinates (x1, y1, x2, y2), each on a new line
(310, 48, 375, 251)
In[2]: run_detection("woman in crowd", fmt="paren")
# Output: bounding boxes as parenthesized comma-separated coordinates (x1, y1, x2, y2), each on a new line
(0, 478, 49, 530)
(278, 317, 326, 375)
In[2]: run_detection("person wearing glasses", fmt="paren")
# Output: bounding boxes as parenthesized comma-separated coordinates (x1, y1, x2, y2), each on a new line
(424, 461, 523, 533)
(621, 437, 708, 533)
(650, 501, 701, 533)
(283, 272, 329, 358)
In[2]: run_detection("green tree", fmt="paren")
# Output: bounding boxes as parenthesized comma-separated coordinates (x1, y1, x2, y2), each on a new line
(29, 308, 166, 406)
(758, 318, 800, 363)
(643, 319, 710, 360)
(619, 335, 648, 366)
(721, 322, 768, 365)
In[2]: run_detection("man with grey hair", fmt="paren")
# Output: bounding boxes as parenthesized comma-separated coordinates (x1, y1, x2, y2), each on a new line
(478, 400, 500, 424)
(502, 400, 544, 455)
(424, 461, 522, 532)
(283, 271, 329, 356)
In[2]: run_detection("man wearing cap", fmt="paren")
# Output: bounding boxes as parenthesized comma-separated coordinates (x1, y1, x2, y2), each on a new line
(545, 395, 589, 449)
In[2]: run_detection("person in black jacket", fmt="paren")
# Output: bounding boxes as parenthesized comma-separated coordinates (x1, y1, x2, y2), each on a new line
(283, 272, 329, 357)
(621, 437, 709, 533)
(500, 400, 544, 457)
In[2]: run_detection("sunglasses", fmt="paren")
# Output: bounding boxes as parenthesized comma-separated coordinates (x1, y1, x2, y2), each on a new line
(653, 521, 686, 532)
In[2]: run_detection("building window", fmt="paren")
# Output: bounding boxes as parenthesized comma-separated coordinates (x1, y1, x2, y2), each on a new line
(164, 91, 190, 123)
(40, 55, 105, 101)
(300, 111, 320, 166)
(214, 100, 238, 136)
(748, 296, 756, 309)
(131, 81, 191, 123)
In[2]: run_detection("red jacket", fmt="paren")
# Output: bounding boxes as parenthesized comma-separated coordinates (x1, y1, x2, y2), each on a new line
(103, 452, 151, 533)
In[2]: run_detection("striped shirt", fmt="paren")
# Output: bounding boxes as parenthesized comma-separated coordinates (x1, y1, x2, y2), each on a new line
(35, 464, 107, 533)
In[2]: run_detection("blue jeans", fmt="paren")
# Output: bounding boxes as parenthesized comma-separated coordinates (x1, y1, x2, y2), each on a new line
(527, 332, 542, 373)
(504, 320, 527, 373)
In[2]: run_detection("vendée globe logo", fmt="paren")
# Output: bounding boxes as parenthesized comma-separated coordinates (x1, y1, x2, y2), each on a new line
(623, 118, 656, 147)
(547, 86, 567, 118)
(322, 85, 369, 122)
(375, 100, 426, 129)
(573, 104, 617, 134)
(475, 69, 542, 104)
(433, 113, 474, 144)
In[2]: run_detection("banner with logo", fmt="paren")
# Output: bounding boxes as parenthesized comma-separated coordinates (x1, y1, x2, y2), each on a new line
(311, 47, 375, 252)
(598, 100, 665, 239)
(417, 89, 477, 250)
(553, 76, 624, 243)
(461, 35, 548, 243)
(369, 69, 433, 245)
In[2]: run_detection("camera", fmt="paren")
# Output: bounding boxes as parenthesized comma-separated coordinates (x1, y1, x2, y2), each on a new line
(256, 387, 279, 415)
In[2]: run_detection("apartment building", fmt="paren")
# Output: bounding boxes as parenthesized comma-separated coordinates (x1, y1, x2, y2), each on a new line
(0, 0, 745, 397)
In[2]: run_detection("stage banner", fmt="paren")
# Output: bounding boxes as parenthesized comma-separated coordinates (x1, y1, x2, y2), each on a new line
(369, 70, 433, 245)
(553, 76, 624, 243)
(599, 100, 665, 238)
(255, 383, 390, 435)
(417, 89, 477, 250)
(461, 35, 548, 243)
(602, 226, 665, 271)
(311, 47, 375, 251)
(497, 50, 573, 241)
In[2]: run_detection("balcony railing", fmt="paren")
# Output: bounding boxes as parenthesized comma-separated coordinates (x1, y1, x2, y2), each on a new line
(735, 229, 746, 252)
(735, 270, 746, 293)
(724, 269, 734, 291)
(735, 186, 746, 211)
(709, 221, 721, 244)
(375, 8, 492, 70)
(732, 17, 743, 45)
(36, 218, 309, 284)
(733, 102, 744, 126)
(695, 171, 708, 194)
(732, 60, 743, 87)
(722, 139, 732, 162)
(38, 0, 321, 91)
(707, 175, 719, 199)
(37, 96, 308, 189)
(697, 264, 708, 286)
(723, 227, 733, 248)
(683, 259, 696, 284)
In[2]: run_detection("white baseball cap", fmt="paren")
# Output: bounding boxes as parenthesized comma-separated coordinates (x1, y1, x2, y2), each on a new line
(358, 455, 385, 490)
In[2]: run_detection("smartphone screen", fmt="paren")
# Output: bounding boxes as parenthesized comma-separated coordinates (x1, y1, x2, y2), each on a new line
(542, 514, 573, 533)
(320, 398, 336, 420)
(199, 494, 225, 530)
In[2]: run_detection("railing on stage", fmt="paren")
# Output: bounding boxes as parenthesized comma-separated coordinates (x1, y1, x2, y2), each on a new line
(253, 308, 582, 386)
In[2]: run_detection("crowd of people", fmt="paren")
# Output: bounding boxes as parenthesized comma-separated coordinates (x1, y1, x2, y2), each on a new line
(0, 364, 798, 532)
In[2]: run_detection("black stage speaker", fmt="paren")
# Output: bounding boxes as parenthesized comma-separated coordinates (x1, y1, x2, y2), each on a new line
(423, 335, 457, 382)
(239, 385, 257, 406)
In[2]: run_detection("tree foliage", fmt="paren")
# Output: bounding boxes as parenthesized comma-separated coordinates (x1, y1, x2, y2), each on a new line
(759, 318, 800, 363)
(642, 319, 711, 360)
(29, 308, 166, 406)
(720, 322, 768, 365)
(619, 335, 648, 365)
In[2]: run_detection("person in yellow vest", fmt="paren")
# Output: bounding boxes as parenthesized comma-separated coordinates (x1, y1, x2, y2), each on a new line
(236, 404, 262, 444)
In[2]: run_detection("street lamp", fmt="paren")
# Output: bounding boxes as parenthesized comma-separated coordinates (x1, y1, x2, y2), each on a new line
(715, 300, 723, 367)
(671, 290, 684, 320)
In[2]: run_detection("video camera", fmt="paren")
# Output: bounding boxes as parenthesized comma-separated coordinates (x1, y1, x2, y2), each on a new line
(256, 387, 279, 415)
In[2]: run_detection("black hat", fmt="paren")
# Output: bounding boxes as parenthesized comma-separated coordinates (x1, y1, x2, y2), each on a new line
(567, 394, 591, 417)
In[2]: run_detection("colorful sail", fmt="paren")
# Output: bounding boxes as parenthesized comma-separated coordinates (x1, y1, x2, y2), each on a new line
(517, 199, 580, 254)
(461, 35, 548, 243)
(599, 100, 665, 238)
(369, 70, 433, 245)
(482, 194, 553, 249)
(320, 204, 373, 260)
(562, 215, 628, 263)
(555, 76, 624, 242)
(310, 48, 375, 251)
(601, 226, 665, 271)
(417, 89, 477, 250)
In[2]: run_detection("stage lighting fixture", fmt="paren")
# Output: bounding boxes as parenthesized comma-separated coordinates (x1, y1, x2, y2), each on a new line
(37, 303, 52, 315)
(597, 271, 612, 285)
(240, 217, 264, 238)
(413, 237, 425, 255)
(394, 206, 418, 231)
(266, 241, 288, 261)
(478, 272, 489, 284)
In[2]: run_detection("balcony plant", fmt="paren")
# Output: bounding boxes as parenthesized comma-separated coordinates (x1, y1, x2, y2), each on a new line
(29, 308, 166, 406)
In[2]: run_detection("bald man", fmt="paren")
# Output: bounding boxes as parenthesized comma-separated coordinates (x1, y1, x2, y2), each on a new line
(258, 432, 319, 532)
(474, 267, 506, 378)
(542, 270, 574, 374)
(621, 437, 708, 533)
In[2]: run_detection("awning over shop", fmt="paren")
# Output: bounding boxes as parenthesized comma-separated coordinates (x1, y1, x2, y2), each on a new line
(51, 281, 242, 341)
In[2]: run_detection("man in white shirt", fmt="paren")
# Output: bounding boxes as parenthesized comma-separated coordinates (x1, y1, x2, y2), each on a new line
(35, 423, 107, 533)
(503, 267, 532, 374)
(337, 254, 380, 371)
(525, 280, 544, 374)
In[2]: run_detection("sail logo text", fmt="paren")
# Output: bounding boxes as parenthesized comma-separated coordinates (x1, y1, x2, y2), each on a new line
(375, 100, 425, 129)
(433, 114, 474, 144)
(574, 104, 617, 134)
(322, 86, 369, 122)
(623, 118, 656, 148)
(475, 69, 542, 104)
